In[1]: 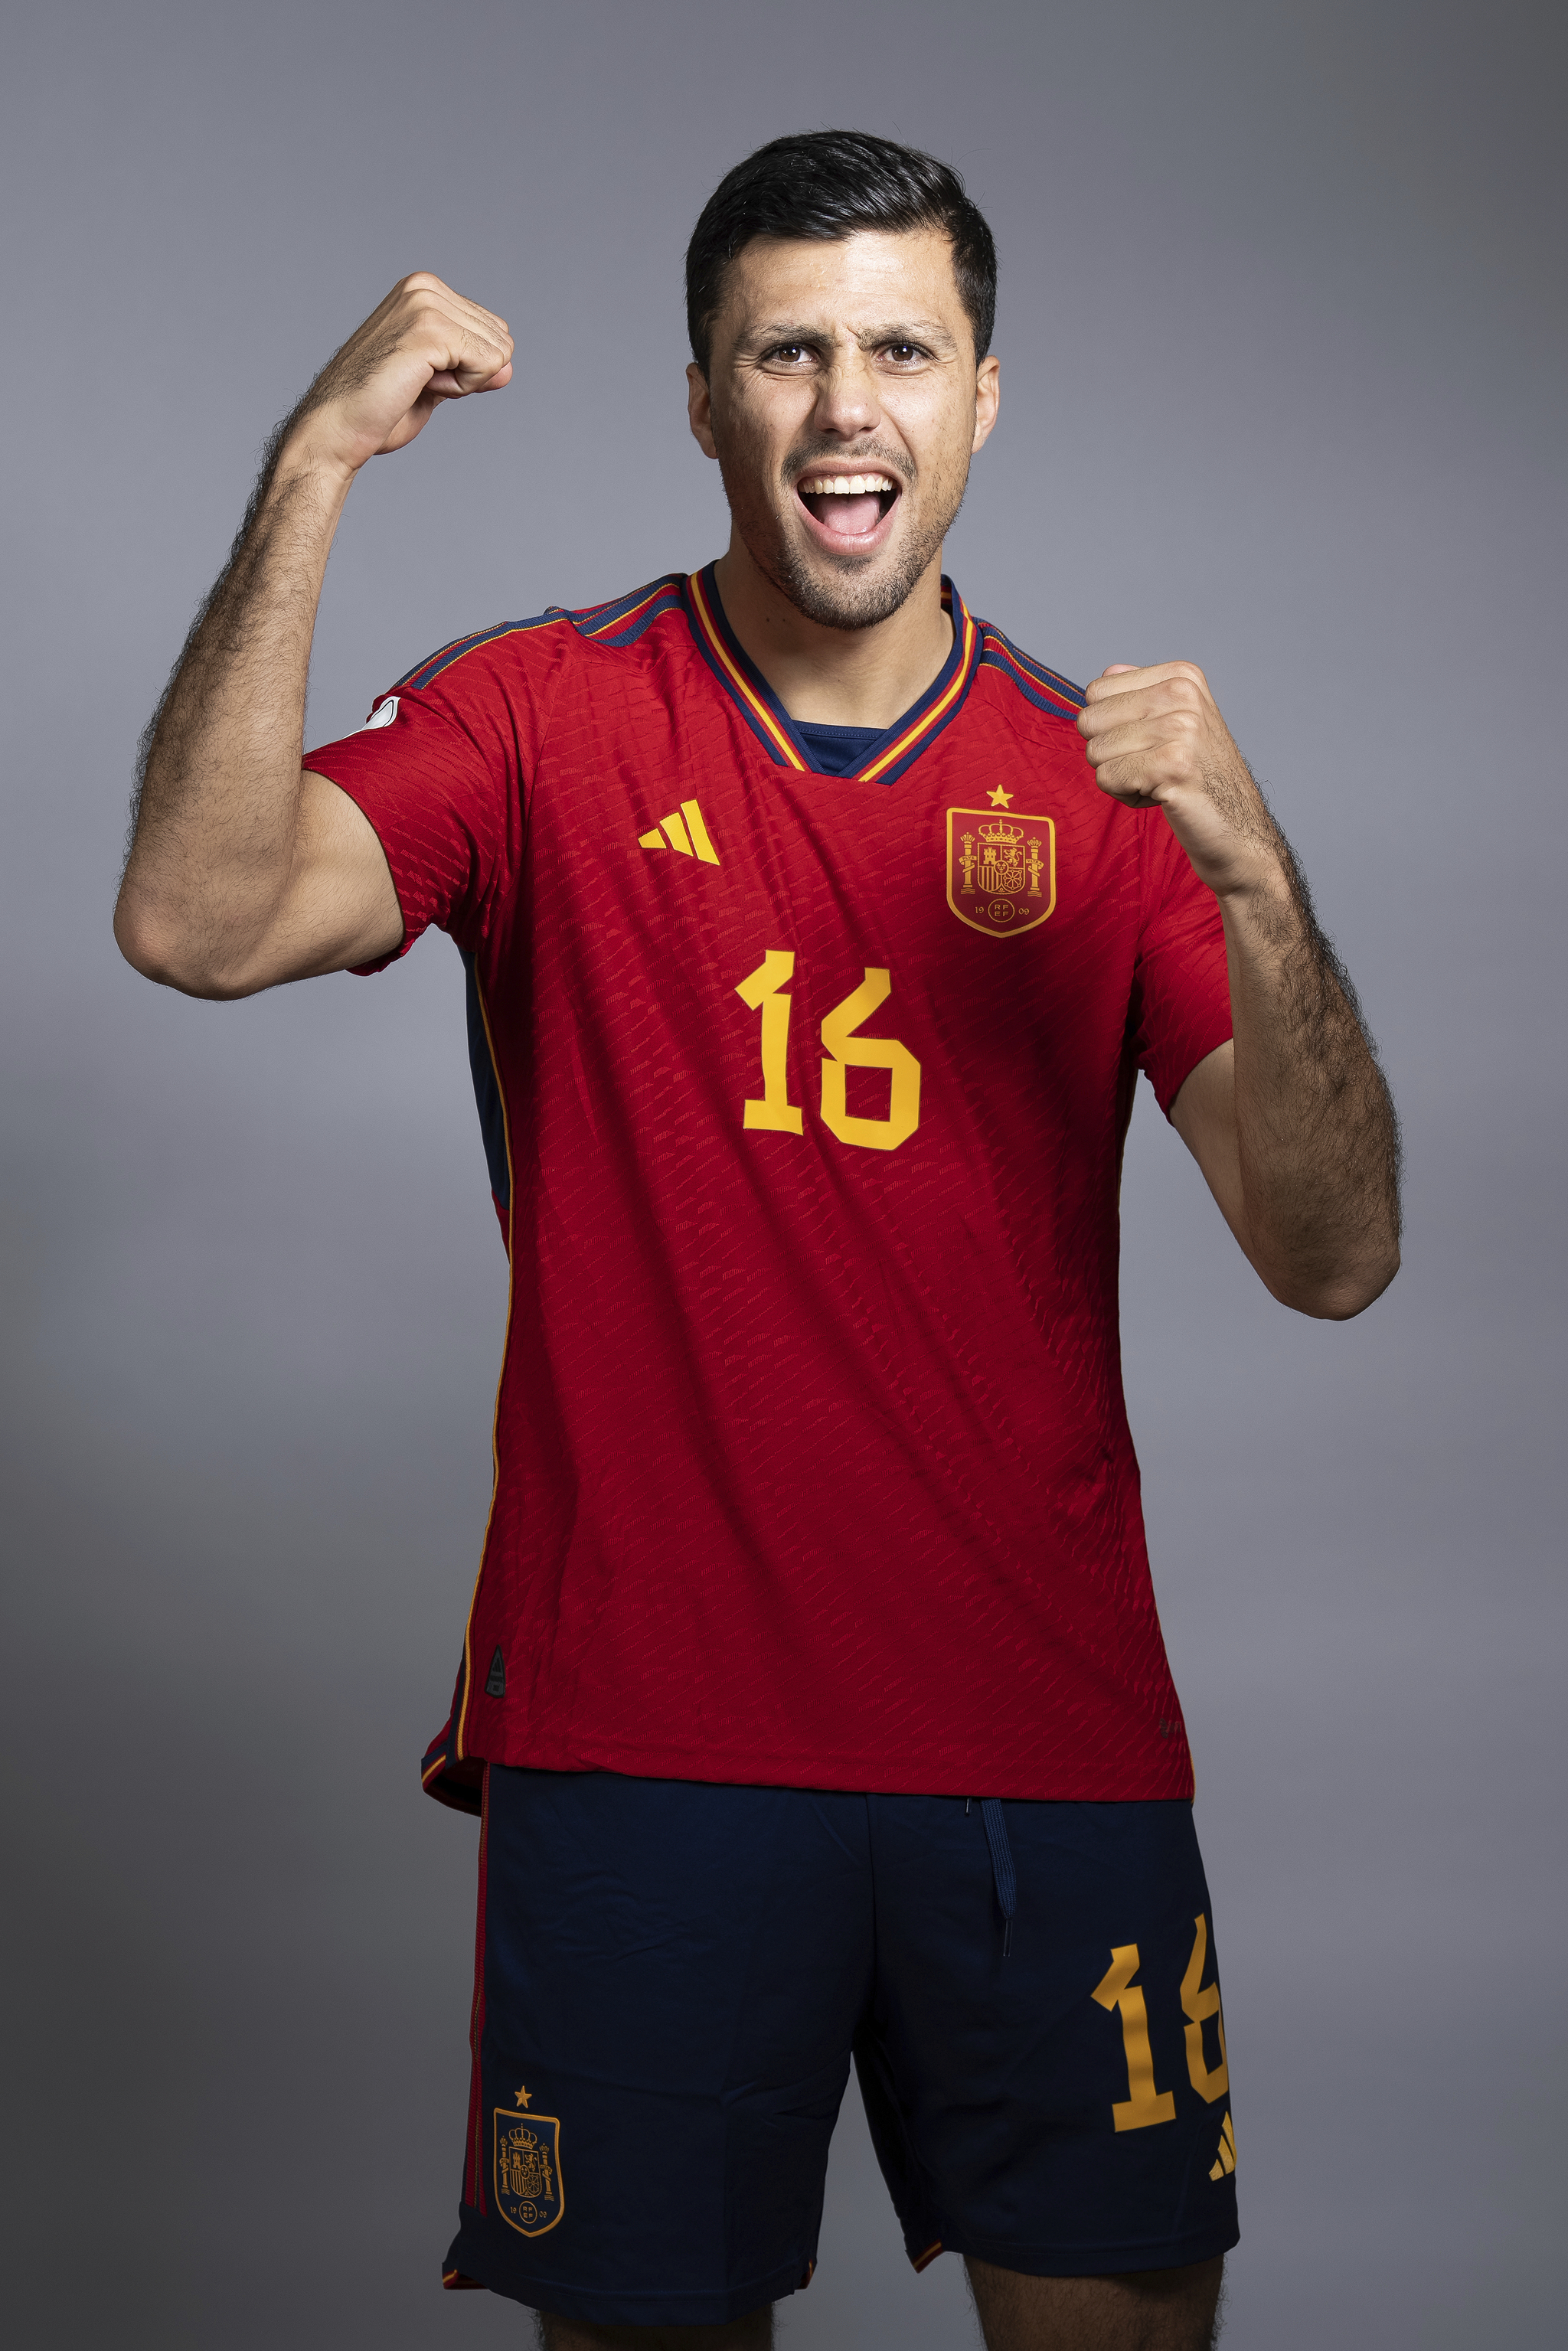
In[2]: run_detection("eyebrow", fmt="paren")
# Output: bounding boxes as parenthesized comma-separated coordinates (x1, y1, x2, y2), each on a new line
(742, 317, 960, 354)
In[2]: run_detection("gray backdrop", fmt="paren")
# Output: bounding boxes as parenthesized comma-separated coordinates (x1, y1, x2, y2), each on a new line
(2, 3, 1563, 2345)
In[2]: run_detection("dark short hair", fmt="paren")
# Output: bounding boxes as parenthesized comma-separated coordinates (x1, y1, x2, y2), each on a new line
(685, 129, 997, 374)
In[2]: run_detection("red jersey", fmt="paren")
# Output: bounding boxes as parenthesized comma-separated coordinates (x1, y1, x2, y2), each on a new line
(305, 569, 1232, 1811)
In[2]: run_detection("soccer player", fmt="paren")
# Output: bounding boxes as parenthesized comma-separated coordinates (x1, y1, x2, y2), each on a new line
(116, 132, 1399, 2351)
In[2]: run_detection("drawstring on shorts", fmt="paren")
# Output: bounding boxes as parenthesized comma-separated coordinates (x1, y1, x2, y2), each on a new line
(971, 1796, 1017, 1958)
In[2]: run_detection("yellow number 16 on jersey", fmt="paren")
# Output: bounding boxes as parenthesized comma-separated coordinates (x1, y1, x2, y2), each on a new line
(735, 950, 921, 1153)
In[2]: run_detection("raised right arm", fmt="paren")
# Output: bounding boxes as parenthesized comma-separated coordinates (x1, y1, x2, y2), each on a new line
(114, 274, 514, 998)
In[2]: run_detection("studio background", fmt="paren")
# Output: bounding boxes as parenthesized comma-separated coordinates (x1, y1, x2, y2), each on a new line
(2, 4, 1562, 2345)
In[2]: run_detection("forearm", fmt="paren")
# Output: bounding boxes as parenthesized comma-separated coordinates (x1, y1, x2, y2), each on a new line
(115, 274, 514, 996)
(115, 430, 353, 994)
(1079, 658, 1400, 1319)
(1217, 851, 1400, 1317)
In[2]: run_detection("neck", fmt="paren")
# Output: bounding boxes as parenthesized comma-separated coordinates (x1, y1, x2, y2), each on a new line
(711, 534, 953, 728)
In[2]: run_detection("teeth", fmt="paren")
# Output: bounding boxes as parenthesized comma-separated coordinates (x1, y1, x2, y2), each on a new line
(800, 472, 894, 495)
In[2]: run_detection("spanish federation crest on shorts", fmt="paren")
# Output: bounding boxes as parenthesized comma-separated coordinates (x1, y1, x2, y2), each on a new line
(946, 808, 1057, 937)
(494, 2110, 564, 2237)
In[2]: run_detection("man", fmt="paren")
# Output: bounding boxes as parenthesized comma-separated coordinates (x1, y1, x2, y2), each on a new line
(116, 130, 1399, 2351)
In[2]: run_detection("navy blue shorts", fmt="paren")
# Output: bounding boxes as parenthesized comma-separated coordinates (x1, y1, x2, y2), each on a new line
(442, 1768, 1239, 2328)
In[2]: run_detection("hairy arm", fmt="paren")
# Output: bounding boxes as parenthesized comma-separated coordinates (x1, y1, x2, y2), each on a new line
(114, 274, 514, 998)
(1080, 664, 1400, 1319)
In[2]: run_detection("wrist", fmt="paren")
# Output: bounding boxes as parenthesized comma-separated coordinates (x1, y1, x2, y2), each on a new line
(1207, 834, 1295, 914)
(272, 423, 361, 505)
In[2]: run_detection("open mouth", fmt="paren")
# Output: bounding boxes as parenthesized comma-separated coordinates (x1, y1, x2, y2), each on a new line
(795, 470, 900, 547)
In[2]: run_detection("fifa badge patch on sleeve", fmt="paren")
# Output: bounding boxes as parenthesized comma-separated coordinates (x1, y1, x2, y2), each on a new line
(495, 2095, 564, 2237)
(946, 807, 1056, 936)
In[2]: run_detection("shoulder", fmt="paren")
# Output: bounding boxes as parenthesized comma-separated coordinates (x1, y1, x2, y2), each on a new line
(391, 574, 689, 702)
(970, 616, 1086, 728)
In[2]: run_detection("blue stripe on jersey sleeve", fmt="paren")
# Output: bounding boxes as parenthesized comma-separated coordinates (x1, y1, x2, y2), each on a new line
(394, 612, 564, 692)
(978, 627, 1086, 718)
(390, 576, 688, 693)
(564, 575, 687, 645)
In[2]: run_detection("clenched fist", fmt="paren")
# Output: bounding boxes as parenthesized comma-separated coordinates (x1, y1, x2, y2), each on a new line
(286, 272, 514, 478)
(1077, 661, 1284, 901)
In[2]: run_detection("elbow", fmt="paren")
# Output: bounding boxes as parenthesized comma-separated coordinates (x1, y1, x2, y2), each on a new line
(1270, 1244, 1401, 1322)
(113, 893, 259, 1000)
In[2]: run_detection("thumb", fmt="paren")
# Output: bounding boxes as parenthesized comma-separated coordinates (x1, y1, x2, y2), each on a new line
(1099, 663, 1139, 678)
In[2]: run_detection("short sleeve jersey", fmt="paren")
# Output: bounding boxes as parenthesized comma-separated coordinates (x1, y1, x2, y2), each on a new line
(305, 569, 1233, 1812)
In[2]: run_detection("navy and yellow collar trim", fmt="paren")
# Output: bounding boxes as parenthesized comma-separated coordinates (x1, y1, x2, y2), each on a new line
(684, 563, 981, 788)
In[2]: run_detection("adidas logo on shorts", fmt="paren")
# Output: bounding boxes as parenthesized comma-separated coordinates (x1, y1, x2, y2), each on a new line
(1209, 2111, 1237, 2181)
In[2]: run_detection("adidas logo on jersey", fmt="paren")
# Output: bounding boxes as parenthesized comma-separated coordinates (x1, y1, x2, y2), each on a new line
(639, 801, 720, 864)
(1209, 2111, 1236, 2180)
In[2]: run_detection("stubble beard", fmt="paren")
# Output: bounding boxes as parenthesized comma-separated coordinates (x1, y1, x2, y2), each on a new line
(718, 444, 970, 633)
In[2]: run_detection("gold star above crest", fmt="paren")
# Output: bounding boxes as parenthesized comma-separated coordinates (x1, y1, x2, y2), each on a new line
(515, 2085, 532, 2108)
(987, 785, 1014, 808)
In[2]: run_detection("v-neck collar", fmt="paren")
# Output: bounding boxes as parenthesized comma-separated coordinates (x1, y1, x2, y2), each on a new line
(684, 562, 980, 788)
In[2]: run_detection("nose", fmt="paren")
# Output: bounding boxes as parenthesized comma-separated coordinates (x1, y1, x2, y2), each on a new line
(812, 345, 883, 441)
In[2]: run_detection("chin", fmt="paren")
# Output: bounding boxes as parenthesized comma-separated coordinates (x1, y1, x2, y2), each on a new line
(766, 531, 939, 632)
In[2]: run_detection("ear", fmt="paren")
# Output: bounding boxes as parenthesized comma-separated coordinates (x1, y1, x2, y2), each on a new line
(686, 362, 719, 459)
(972, 354, 1000, 456)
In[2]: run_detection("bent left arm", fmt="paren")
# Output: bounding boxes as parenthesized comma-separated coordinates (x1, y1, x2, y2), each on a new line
(1080, 662, 1400, 1320)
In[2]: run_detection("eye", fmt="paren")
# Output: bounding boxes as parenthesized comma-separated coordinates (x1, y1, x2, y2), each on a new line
(881, 343, 929, 365)
(763, 342, 816, 367)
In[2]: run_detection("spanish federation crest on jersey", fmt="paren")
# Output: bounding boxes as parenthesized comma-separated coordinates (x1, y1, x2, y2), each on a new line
(494, 2110, 564, 2237)
(946, 809, 1057, 937)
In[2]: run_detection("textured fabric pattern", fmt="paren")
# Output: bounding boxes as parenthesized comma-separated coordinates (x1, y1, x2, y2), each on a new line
(305, 572, 1233, 1804)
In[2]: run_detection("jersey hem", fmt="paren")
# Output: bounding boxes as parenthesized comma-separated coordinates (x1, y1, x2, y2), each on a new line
(423, 1735, 1195, 1806)
(1154, 1020, 1235, 1122)
(299, 766, 413, 975)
